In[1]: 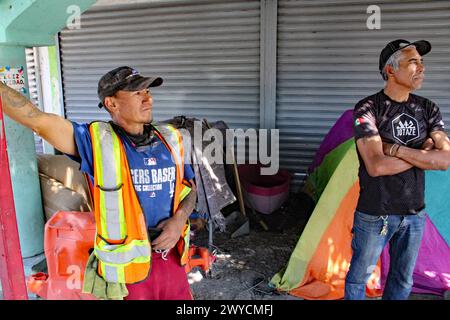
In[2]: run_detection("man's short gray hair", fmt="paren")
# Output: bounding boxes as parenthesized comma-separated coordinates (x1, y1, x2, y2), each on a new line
(381, 44, 416, 81)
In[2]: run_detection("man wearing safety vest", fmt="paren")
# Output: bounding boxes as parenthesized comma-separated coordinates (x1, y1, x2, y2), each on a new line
(0, 66, 197, 300)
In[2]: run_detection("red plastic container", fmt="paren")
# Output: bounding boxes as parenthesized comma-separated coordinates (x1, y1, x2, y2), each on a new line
(238, 164, 291, 214)
(184, 246, 215, 274)
(27, 211, 97, 300)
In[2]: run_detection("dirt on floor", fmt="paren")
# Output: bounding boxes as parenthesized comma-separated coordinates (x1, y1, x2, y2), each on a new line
(188, 197, 311, 300)
(187, 196, 446, 301)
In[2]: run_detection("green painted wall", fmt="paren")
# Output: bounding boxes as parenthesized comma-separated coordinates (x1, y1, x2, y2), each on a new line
(0, 0, 96, 46)
(48, 46, 63, 114)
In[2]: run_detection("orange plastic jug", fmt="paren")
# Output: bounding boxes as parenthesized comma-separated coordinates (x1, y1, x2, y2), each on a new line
(28, 211, 97, 300)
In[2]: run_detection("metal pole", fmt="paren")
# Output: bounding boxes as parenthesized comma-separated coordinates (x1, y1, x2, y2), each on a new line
(208, 213, 213, 253)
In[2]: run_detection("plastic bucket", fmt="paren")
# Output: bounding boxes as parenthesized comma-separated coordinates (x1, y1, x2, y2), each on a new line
(238, 164, 291, 214)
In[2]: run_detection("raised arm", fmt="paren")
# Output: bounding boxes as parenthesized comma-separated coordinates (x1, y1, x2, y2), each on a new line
(384, 131, 450, 171)
(356, 135, 414, 177)
(0, 82, 77, 156)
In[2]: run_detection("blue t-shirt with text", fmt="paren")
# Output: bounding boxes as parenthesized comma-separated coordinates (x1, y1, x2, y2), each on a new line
(70, 122, 194, 228)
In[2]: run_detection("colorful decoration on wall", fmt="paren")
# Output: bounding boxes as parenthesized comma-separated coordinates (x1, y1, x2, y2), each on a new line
(0, 66, 27, 94)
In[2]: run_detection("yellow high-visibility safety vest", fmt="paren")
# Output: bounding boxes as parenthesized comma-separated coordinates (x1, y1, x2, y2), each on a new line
(89, 121, 191, 284)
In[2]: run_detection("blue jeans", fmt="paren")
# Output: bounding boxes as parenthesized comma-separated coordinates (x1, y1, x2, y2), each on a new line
(344, 210, 426, 300)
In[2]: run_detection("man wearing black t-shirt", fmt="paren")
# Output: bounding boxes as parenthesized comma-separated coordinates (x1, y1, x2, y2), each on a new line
(345, 39, 450, 300)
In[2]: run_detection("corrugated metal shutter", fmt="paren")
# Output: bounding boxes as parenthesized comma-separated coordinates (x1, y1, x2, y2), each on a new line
(25, 47, 44, 154)
(59, 0, 261, 130)
(277, 0, 450, 189)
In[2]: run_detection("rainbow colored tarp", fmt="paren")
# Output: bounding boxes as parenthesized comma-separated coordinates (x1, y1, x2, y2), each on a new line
(271, 109, 450, 299)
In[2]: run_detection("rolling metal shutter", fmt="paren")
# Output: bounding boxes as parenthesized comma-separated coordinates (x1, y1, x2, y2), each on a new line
(59, 0, 261, 130)
(277, 0, 450, 189)
(25, 47, 44, 154)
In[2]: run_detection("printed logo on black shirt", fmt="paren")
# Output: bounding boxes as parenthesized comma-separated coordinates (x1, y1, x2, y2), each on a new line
(391, 113, 420, 145)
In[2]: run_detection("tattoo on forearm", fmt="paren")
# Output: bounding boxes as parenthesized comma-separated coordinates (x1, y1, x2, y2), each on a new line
(0, 87, 28, 108)
(26, 107, 41, 118)
(179, 189, 197, 216)
(1, 84, 42, 121)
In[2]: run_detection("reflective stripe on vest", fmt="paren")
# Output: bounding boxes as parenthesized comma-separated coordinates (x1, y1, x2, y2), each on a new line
(90, 122, 192, 283)
(153, 124, 185, 182)
(103, 264, 123, 283)
(94, 239, 151, 264)
(91, 123, 126, 241)
(179, 185, 191, 202)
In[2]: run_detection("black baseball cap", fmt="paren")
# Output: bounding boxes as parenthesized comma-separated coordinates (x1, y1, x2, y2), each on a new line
(97, 66, 163, 108)
(379, 39, 431, 74)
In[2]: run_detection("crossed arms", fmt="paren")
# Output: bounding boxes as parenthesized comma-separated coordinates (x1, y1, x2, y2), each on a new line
(356, 131, 450, 177)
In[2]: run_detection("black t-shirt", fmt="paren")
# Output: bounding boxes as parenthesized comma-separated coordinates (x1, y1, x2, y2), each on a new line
(353, 90, 445, 215)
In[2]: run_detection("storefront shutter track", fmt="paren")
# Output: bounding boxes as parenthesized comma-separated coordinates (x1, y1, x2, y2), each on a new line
(25, 47, 44, 154)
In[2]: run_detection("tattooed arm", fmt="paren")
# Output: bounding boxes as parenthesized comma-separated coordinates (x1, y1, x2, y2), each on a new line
(356, 135, 413, 177)
(0, 82, 77, 156)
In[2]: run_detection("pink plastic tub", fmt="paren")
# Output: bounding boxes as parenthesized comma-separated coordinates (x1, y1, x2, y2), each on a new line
(238, 164, 291, 214)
